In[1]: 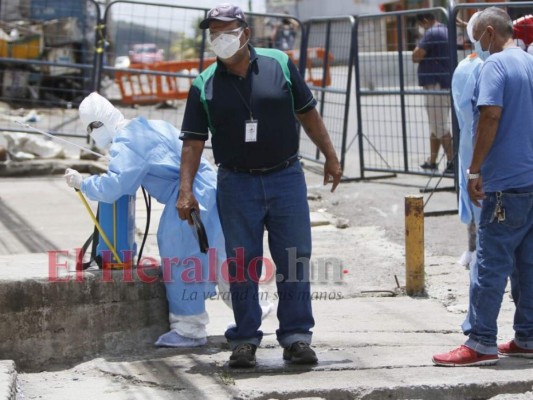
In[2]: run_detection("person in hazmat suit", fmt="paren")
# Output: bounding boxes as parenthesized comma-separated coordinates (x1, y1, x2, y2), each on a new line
(64, 92, 272, 347)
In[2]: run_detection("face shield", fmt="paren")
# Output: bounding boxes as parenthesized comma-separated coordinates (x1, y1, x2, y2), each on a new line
(467, 11, 482, 44)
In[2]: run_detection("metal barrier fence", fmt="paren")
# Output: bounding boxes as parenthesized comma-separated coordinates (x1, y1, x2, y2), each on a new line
(354, 2, 533, 181)
(99, 2, 212, 131)
(0, 1, 324, 147)
(299, 16, 356, 171)
(0, 0, 100, 141)
(3, 1, 533, 178)
(354, 7, 452, 180)
(0, 0, 344, 161)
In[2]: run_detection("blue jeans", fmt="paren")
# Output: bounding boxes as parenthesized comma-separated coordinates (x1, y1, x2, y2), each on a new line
(464, 190, 533, 354)
(461, 220, 519, 333)
(216, 161, 315, 349)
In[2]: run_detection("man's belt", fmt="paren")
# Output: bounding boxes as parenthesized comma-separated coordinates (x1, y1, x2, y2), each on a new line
(222, 154, 299, 175)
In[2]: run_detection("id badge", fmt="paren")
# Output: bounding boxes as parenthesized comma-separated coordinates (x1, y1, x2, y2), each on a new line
(245, 119, 258, 142)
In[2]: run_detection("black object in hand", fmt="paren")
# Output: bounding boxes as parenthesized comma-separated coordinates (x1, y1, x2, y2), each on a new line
(190, 209, 209, 254)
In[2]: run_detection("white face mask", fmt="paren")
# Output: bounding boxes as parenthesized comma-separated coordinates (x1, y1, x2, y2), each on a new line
(90, 126, 113, 149)
(473, 30, 491, 62)
(418, 26, 425, 37)
(210, 29, 244, 59)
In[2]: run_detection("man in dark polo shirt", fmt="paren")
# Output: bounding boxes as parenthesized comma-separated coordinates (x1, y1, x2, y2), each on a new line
(176, 3, 342, 368)
(413, 12, 453, 174)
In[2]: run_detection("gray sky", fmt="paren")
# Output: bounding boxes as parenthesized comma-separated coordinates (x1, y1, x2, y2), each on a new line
(125, 0, 266, 13)
(107, 0, 268, 33)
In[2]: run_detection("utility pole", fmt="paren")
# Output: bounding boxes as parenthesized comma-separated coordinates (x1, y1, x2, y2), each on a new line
(248, 0, 253, 12)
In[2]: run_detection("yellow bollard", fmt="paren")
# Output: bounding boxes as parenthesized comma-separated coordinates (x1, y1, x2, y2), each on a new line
(405, 195, 425, 296)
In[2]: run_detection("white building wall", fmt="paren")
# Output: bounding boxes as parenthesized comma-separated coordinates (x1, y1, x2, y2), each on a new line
(267, 0, 381, 19)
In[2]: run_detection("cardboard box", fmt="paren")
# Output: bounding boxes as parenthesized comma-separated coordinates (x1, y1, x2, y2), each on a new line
(2, 69, 30, 98)
(43, 17, 82, 46)
(0, 30, 43, 59)
(44, 46, 79, 76)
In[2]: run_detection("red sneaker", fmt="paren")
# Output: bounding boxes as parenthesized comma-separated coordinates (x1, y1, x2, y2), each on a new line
(498, 340, 533, 358)
(432, 345, 498, 367)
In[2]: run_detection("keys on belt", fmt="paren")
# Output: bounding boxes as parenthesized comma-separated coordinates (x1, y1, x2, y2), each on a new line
(494, 191, 506, 223)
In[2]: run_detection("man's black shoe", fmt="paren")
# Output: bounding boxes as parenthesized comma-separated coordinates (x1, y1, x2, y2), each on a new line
(420, 161, 437, 170)
(444, 161, 455, 175)
(283, 341, 318, 364)
(229, 343, 257, 368)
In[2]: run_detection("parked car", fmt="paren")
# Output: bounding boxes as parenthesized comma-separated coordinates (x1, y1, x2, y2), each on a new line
(128, 43, 164, 64)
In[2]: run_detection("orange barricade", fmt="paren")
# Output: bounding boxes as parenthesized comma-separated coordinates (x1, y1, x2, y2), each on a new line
(114, 63, 159, 105)
(286, 47, 333, 87)
(114, 58, 217, 106)
(152, 58, 216, 102)
(114, 48, 332, 106)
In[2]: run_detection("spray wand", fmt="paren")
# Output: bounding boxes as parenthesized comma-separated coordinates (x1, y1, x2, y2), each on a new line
(14, 120, 107, 159)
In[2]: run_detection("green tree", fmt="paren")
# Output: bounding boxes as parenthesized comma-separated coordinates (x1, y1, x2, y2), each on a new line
(169, 17, 206, 60)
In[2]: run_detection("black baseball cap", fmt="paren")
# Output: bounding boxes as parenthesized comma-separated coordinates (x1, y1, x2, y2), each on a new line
(199, 3, 247, 29)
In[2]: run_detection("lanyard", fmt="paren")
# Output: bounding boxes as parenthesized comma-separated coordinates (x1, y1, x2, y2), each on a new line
(230, 76, 254, 120)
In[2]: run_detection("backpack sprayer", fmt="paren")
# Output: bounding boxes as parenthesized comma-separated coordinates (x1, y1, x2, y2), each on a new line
(16, 121, 149, 270)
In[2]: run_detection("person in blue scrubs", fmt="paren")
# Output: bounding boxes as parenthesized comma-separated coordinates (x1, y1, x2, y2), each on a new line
(452, 11, 483, 270)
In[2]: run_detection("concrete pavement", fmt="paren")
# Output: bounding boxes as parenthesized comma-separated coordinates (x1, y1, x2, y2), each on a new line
(1, 162, 532, 399)
(9, 295, 533, 400)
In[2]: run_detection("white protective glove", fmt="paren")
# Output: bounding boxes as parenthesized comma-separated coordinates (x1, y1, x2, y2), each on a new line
(64, 168, 83, 189)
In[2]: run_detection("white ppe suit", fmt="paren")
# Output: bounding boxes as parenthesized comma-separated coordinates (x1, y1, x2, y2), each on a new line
(76, 93, 229, 345)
